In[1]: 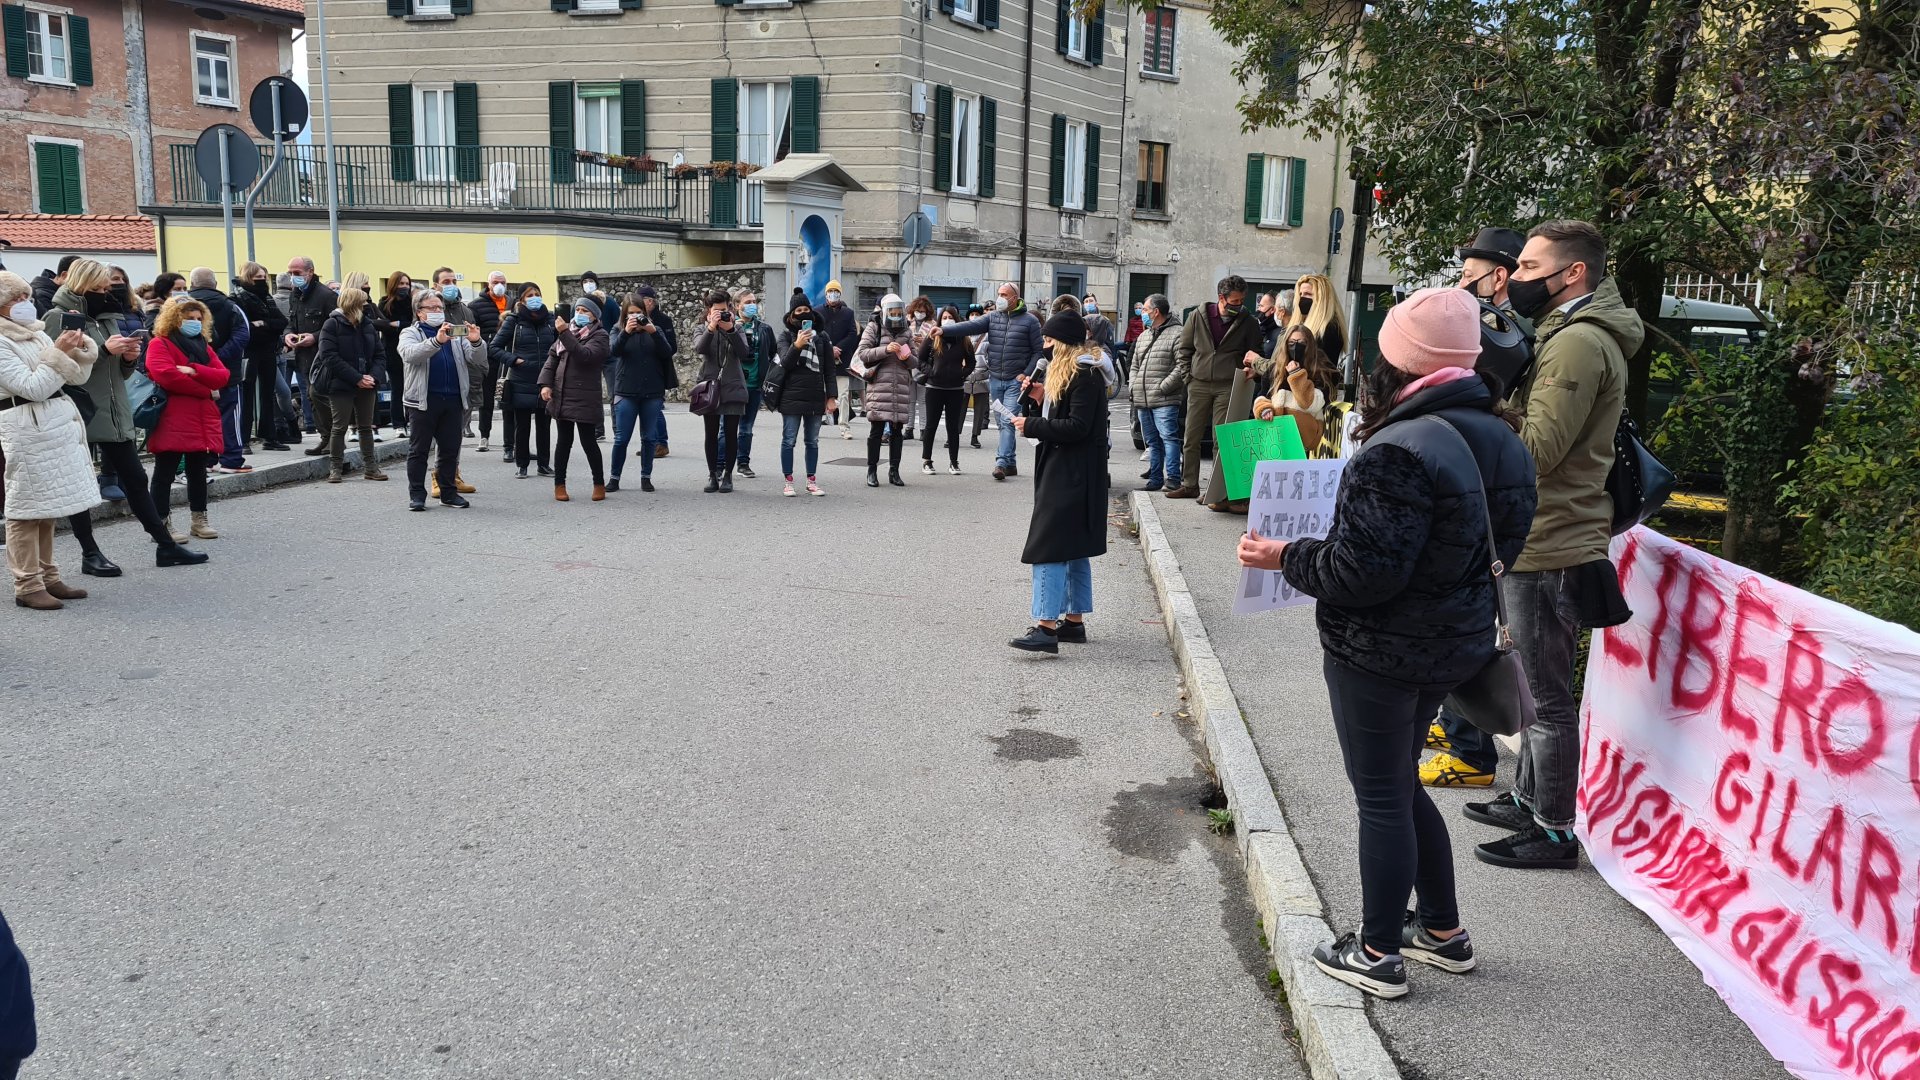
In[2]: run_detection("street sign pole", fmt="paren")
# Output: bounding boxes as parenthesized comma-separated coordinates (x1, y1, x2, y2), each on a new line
(316, 0, 343, 282)
(220, 135, 238, 287)
(246, 85, 288, 263)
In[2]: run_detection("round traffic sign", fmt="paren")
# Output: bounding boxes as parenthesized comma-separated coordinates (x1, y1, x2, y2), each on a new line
(249, 76, 309, 141)
(193, 123, 262, 192)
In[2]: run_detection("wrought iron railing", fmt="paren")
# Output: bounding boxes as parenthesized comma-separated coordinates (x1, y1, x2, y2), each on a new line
(164, 142, 727, 228)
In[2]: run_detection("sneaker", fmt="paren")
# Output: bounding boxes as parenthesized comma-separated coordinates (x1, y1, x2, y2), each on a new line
(1141, 480, 1164, 492)
(738, 464, 756, 479)
(1462, 791, 1533, 832)
(1140, 448, 1151, 460)
(948, 463, 961, 475)
(807, 479, 825, 496)
(1054, 621, 1087, 644)
(922, 460, 936, 475)
(1420, 753, 1494, 788)
(263, 442, 291, 452)
(1008, 625, 1060, 654)
(1425, 721, 1452, 751)
(1475, 825, 1580, 870)
(216, 464, 253, 474)
(840, 424, 853, 440)
(1400, 913, 1476, 973)
(783, 481, 797, 497)
(1312, 933, 1408, 1000)
(477, 441, 489, 453)
(440, 494, 472, 509)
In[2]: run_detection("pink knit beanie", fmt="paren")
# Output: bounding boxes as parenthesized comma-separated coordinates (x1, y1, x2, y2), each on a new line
(1378, 287, 1482, 376)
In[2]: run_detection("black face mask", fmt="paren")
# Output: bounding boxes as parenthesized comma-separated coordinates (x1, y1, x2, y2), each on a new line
(247, 278, 271, 296)
(1286, 340, 1307, 364)
(1508, 266, 1569, 320)
(84, 291, 118, 316)
(1297, 296, 1314, 317)
(109, 283, 130, 306)
(1461, 270, 1501, 302)
(1220, 301, 1244, 317)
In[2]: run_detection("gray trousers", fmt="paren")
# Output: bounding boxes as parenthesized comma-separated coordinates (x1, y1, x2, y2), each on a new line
(1510, 568, 1584, 830)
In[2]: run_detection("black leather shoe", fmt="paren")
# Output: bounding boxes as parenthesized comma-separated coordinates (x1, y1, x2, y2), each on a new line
(1054, 620, 1087, 643)
(155, 542, 209, 566)
(605, 477, 620, 492)
(1008, 625, 1060, 654)
(888, 468, 905, 487)
(263, 442, 290, 451)
(82, 551, 122, 577)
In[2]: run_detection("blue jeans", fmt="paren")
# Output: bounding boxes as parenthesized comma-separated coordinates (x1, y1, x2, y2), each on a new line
(989, 376, 1020, 470)
(781, 413, 822, 478)
(722, 386, 763, 467)
(1140, 404, 1183, 487)
(611, 395, 665, 478)
(1030, 559, 1093, 620)
(217, 383, 245, 467)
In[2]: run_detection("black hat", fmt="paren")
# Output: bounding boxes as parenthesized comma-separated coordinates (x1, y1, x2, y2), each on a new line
(1043, 311, 1086, 346)
(788, 290, 812, 314)
(1457, 227, 1524, 271)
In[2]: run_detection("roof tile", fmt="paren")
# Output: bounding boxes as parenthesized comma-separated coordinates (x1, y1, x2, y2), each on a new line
(0, 215, 158, 254)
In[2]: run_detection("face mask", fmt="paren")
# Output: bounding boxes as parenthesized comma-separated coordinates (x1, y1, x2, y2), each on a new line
(995, 296, 1010, 312)
(425, 312, 446, 327)
(526, 297, 545, 311)
(1461, 270, 1500, 301)
(289, 274, 308, 290)
(1286, 340, 1307, 364)
(171, 291, 190, 302)
(1507, 267, 1568, 320)
(440, 285, 460, 301)
(1221, 301, 1243, 317)
(826, 290, 842, 303)
(584, 281, 601, 294)
(941, 318, 955, 327)
(1084, 302, 1098, 315)
(182, 319, 205, 338)
(85, 292, 118, 315)
(1297, 296, 1313, 317)
(395, 285, 411, 297)
(491, 283, 507, 297)
(573, 312, 593, 327)
(8, 300, 37, 324)
(110, 284, 130, 304)
(743, 303, 760, 320)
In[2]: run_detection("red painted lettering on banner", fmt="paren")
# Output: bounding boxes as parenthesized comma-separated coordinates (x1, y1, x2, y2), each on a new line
(1672, 572, 1728, 711)
(1770, 777, 1805, 877)
(1714, 753, 1754, 825)
(1601, 530, 1646, 668)
(1583, 740, 1646, 828)
(1720, 586, 1781, 743)
(1818, 674, 1889, 776)
(1773, 628, 1828, 763)
(1644, 552, 1683, 685)
(1853, 824, 1903, 952)
(1804, 805, 1850, 911)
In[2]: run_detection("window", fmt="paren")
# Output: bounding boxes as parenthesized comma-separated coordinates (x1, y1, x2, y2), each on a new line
(23, 7, 70, 82)
(950, 92, 979, 195)
(414, 85, 456, 180)
(574, 0, 619, 12)
(1141, 7, 1175, 77)
(739, 79, 791, 226)
(1065, 14, 1087, 59)
(412, 0, 451, 12)
(31, 139, 83, 214)
(951, 0, 975, 19)
(192, 33, 235, 106)
(1136, 141, 1167, 212)
(1062, 120, 1087, 210)
(575, 82, 622, 179)
(1244, 154, 1305, 228)
(1259, 156, 1291, 225)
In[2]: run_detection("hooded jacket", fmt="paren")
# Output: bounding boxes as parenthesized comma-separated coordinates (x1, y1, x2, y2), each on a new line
(854, 316, 917, 423)
(1511, 277, 1641, 572)
(539, 309, 611, 425)
(1129, 314, 1185, 410)
(0, 311, 99, 520)
(53, 284, 138, 444)
(493, 304, 558, 411)
(941, 304, 1045, 380)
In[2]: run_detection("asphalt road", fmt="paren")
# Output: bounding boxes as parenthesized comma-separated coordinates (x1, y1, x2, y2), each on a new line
(1147, 490, 1792, 1080)
(1, 410, 1304, 1079)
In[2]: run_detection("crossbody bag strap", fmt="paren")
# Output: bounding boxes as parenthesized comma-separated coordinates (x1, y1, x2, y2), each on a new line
(1420, 414, 1514, 649)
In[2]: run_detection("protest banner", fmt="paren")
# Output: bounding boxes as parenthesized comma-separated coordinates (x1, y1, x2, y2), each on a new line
(1579, 528, 1920, 1080)
(1233, 458, 1344, 616)
(1213, 417, 1309, 501)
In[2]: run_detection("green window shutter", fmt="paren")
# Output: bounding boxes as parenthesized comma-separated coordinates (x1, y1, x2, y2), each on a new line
(387, 83, 416, 182)
(452, 82, 480, 182)
(449, 0, 471, 13)
(937, 0, 951, 11)
(550, 0, 573, 11)
(932, 84, 952, 192)
(548, 80, 575, 184)
(35, 143, 81, 214)
(1083, 122, 1099, 212)
(1088, 3, 1103, 65)
(978, 97, 996, 199)
(1287, 157, 1307, 227)
(790, 75, 819, 153)
(1054, 0, 1067, 54)
(68, 15, 90, 85)
(4, 6, 29, 79)
(618, 0, 641, 10)
(59, 145, 81, 212)
(619, 79, 647, 184)
(980, 0, 999, 28)
(1047, 113, 1066, 208)
(709, 77, 738, 226)
(1243, 153, 1262, 225)
(387, 0, 410, 16)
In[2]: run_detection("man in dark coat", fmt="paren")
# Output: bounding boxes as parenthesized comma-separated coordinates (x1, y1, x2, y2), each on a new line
(1166, 274, 1262, 501)
(187, 267, 253, 472)
(283, 256, 339, 450)
(0, 906, 34, 1079)
(231, 264, 291, 448)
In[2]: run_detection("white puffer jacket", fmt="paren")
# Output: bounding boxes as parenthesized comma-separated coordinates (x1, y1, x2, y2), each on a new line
(0, 315, 100, 521)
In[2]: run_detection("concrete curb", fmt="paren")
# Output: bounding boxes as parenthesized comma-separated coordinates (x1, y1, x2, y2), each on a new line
(1130, 491, 1401, 1080)
(76, 440, 416, 526)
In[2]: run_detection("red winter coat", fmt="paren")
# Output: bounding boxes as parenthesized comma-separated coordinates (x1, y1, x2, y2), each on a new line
(145, 335, 229, 453)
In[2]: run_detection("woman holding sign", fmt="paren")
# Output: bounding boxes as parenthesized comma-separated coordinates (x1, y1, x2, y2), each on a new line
(1007, 313, 1109, 654)
(1237, 287, 1536, 1000)
(1252, 324, 1336, 450)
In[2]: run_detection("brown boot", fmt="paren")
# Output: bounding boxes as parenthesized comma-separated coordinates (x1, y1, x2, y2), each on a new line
(554, 484, 571, 502)
(191, 512, 218, 539)
(43, 579, 88, 601)
(591, 484, 606, 502)
(363, 467, 390, 481)
(14, 589, 62, 610)
(327, 464, 344, 483)
(1163, 486, 1199, 500)
(455, 471, 476, 494)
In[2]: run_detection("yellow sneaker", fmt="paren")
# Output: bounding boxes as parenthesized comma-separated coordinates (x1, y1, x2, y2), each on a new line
(1426, 721, 1452, 752)
(1421, 753, 1493, 788)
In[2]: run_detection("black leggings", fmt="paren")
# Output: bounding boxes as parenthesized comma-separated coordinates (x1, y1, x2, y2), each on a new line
(553, 420, 603, 486)
(704, 412, 741, 474)
(91, 440, 175, 547)
(867, 417, 903, 470)
(971, 391, 989, 436)
(512, 406, 551, 469)
(151, 450, 214, 516)
(922, 388, 967, 464)
(1322, 656, 1460, 955)
(479, 361, 501, 439)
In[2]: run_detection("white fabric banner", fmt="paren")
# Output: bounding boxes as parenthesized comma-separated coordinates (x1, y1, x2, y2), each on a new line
(1234, 459, 1344, 616)
(1581, 528, 1920, 1080)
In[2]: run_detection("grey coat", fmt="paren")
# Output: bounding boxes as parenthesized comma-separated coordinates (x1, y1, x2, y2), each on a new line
(1129, 316, 1186, 410)
(692, 325, 750, 415)
(397, 323, 483, 410)
(854, 318, 917, 424)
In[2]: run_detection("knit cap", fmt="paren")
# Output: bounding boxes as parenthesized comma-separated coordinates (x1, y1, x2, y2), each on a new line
(1377, 287, 1482, 376)
(0, 270, 29, 308)
(1042, 311, 1086, 346)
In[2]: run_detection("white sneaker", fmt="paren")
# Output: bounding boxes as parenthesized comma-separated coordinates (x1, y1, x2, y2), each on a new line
(783, 481, 796, 497)
(948, 463, 962, 475)
(840, 424, 853, 440)
(807, 479, 826, 496)
(921, 460, 936, 475)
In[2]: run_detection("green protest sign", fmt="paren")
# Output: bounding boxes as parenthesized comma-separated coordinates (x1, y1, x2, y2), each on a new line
(1213, 417, 1309, 500)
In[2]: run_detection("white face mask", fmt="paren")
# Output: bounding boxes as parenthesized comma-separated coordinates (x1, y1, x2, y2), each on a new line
(825, 290, 841, 303)
(583, 282, 600, 294)
(940, 318, 956, 327)
(491, 282, 507, 297)
(424, 311, 446, 327)
(7, 300, 36, 325)
(995, 296, 1011, 312)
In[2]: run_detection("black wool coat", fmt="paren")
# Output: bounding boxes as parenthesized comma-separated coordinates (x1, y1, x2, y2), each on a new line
(768, 328, 836, 416)
(492, 307, 558, 411)
(1021, 362, 1111, 565)
(1281, 376, 1537, 691)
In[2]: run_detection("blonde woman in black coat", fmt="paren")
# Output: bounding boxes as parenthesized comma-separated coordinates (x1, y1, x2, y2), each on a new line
(1008, 312, 1110, 654)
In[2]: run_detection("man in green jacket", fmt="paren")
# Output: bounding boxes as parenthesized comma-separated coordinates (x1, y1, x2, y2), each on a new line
(1165, 275, 1260, 501)
(1466, 219, 1640, 871)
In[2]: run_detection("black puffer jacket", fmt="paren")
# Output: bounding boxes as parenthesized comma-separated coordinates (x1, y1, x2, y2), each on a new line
(492, 305, 557, 411)
(315, 311, 386, 396)
(769, 327, 836, 416)
(1281, 376, 1537, 691)
(610, 322, 676, 399)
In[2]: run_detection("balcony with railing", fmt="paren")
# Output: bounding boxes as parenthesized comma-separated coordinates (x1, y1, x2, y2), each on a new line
(162, 143, 762, 230)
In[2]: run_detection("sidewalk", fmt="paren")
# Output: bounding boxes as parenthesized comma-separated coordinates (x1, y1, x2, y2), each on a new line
(71, 436, 414, 528)
(1135, 490, 1790, 1080)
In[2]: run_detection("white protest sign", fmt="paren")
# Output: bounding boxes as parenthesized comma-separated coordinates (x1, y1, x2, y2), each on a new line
(1234, 458, 1345, 616)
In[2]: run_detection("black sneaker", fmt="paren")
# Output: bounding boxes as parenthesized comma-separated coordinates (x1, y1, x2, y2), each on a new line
(440, 494, 471, 509)
(1401, 913, 1476, 973)
(1312, 933, 1408, 1000)
(1008, 625, 1060, 654)
(408, 499, 427, 512)
(738, 464, 756, 479)
(1054, 621, 1087, 643)
(1463, 791, 1533, 832)
(1475, 825, 1580, 870)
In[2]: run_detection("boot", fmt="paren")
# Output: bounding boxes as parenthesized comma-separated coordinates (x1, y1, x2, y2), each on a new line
(888, 467, 905, 487)
(866, 468, 879, 488)
(592, 484, 606, 502)
(554, 483, 571, 502)
(156, 542, 210, 567)
(81, 551, 122, 577)
(164, 516, 190, 543)
(191, 512, 218, 540)
(327, 464, 343, 483)
(363, 467, 389, 481)
(719, 469, 734, 494)
(455, 471, 476, 494)
(703, 471, 720, 494)
(43, 579, 87, 601)
(431, 476, 442, 499)
(14, 589, 62, 611)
